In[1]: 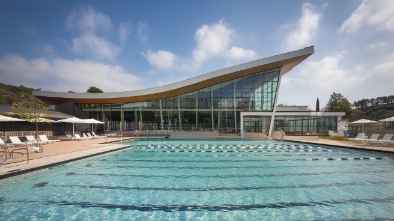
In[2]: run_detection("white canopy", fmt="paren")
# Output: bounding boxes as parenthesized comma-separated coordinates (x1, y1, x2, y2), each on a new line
(349, 119, 377, 133)
(349, 119, 376, 124)
(58, 117, 86, 123)
(58, 117, 91, 136)
(79, 118, 104, 132)
(0, 115, 25, 122)
(58, 117, 103, 135)
(80, 119, 104, 124)
(380, 116, 394, 122)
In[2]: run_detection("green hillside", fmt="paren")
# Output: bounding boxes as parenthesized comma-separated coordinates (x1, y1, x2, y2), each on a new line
(0, 83, 43, 105)
(358, 103, 394, 121)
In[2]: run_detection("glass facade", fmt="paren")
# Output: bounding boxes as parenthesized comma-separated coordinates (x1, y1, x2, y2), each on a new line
(243, 116, 271, 133)
(273, 116, 338, 135)
(78, 68, 281, 134)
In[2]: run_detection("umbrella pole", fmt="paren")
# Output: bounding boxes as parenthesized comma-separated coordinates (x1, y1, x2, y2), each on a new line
(73, 123, 75, 136)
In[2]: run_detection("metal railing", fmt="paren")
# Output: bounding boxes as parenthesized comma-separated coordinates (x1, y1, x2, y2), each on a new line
(279, 128, 286, 141)
(0, 131, 53, 137)
(0, 143, 29, 165)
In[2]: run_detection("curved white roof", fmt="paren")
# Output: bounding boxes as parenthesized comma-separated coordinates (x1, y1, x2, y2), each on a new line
(33, 46, 314, 104)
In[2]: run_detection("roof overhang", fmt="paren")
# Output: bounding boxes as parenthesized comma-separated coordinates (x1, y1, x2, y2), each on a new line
(33, 46, 314, 104)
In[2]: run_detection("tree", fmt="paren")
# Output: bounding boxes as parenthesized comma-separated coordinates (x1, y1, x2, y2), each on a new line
(87, 86, 103, 93)
(348, 109, 365, 122)
(325, 92, 352, 117)
(12, 100, 53, 139)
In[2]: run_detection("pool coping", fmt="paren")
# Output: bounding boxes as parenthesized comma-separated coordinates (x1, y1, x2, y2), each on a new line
(283, 138, 394, 154)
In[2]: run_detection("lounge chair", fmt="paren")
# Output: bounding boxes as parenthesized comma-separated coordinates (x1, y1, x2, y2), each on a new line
(82, 133, 92, 140)
(0, 137, 5, 145)
(39, 135, 60, 144)
(26, 135, 47, 146)
(373, 134, 394, 145)
(92, 132, 107, 139)
(65, 134, 74, 140)
(365, 134, 380, 144)
(0, 137, 13, 151)
(9, 136, 28, 146)
(351, 133, 366, 143)
(74, 134, 87, 140)
(1, 138, 12, 154)
(87, 132, 98, 139)
(64, 134, 81, 141)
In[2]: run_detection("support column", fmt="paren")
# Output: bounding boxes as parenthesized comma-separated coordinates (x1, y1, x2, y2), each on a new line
(211, 90, 214, 130)
(134, 108, 138, 131)
(159, 99, 163, 130)
(120, 104, 124, 131)
(268, 68, 283, 137)
(240, 112, 244, 138)
(177, 97, 182, 130)
(234, 82, 237, 133)
(101, 104, 105, 132)
(195, 94, 198, 131)
(139, 106, 143, 131)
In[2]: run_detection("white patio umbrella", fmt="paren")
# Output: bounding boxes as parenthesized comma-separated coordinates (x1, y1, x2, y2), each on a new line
(349, 119, 376, 133)
(0, 114, 25, 135)
(81, 119, 104, 124)
(379, 116, 394, 122)
(80, 118, 104, 132)
(0, 115, 25, 122)
(58, 117, 87, 136)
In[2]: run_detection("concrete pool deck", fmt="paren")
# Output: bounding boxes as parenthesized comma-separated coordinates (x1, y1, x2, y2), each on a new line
(0, 137, 133, 179)
(1, 136, 393, 179)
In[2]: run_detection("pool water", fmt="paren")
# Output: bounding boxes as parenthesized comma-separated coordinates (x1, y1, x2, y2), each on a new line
(1, 139, 394, 220)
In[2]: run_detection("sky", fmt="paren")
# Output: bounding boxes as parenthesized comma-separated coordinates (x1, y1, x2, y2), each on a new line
(0, 0, 393, 109)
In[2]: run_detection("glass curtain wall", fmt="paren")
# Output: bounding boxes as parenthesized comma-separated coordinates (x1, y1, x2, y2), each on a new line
(79, 68, 280, 134)
(273, 116, 338, 135)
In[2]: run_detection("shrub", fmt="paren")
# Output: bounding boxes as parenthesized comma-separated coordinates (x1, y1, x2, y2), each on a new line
(319, 135, 349, 141)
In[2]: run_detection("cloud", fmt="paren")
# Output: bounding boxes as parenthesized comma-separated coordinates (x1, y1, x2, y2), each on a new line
(225, 46, 256, 60)
(66, 6, 112, 34)
(374, 53, 394, 77)
(0, 54, 52, 81)
(339, 0, 394, 33)
(142, 20, 256, 70)
(141, 50, 177, 70)
(296, 54, 363, 88)
(283, 3, 322, 51)
(119, 22, 131, 44)
(21, 25, 37, 37)
(366, 42, 388, 50)
(192, 20, 233, 64)
(71, 34, 120, 61)
(0, 54, 142, 93)
(65, 6, 120, 61)
(137, 22, 149, 42)
(32, 44, 55, 56)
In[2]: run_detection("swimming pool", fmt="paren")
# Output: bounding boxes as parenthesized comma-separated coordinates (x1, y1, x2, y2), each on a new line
(1, 139, 394, 220)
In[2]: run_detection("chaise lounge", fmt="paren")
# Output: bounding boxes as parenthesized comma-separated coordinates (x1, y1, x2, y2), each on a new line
(39, 135, 60, 144)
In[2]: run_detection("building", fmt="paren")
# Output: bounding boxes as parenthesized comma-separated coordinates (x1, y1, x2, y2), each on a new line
(0, 104, 74, 137)
(33, 46, 344, 137)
